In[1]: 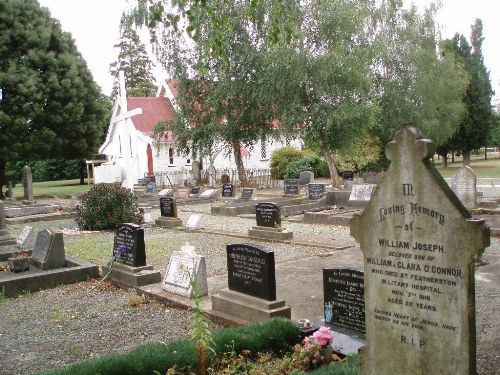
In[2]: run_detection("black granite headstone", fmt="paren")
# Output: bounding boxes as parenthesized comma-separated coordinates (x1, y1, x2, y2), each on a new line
(308, 183, 326, 200)
(227, 243, 276, 301)
(160, 197, 177, 218)
(255, 202, 281, 228)
(241, 188, 254, 199)
(284, 179, 300, 195)
(190, 186, 201, 195)
(323, 268, 365, 333)
(222, 183, 235, 197)
(113, 223, 146, 267)
(342, 171, 354, 181)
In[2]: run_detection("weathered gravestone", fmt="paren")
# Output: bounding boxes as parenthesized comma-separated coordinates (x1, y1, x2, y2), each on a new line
(186, 214, 203, 230)
(22, 165, 36, 204)
(323, 268, 365, 333)
(250, 203, 292, 240)
(156, 197, 182, 228)
(199, 189, 217, 198)
(0, 201, 17, 246)
(299, 171, 314, 185)
(16, 226, 34, 250)
(450, 166, 477, 209)
(113, 223, 146, 267)
(284, 179, 300, 195)
(307, 183, 326, 200)
(163, 242, 208, 298)
(6, 181, 16, 202)
(157, 188, 174, 197)
(190, 186, 201, 196)
(348, 184, 376, 207)
(207, 164, 217, 187)
(192, 160, 201, 184)
(30, 228, 66, 270)
(240, 188, 255, 199)
(211, 243, 291, 322)
(222, 183, 235, 198)
(350, 125, 490, 374)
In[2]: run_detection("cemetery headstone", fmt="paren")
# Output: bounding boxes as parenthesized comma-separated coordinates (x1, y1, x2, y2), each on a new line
(113, 223, 146, 267)
(450, 166, 478, 209)
(255, 202, 281, 228)
(146, 182, 156, 193)
(226, 243, 276, 301)
(208, 164, 217, 187)
(186, 214, 203, 230)
(157, 188, 174, 197)
(307, 183, 326, 200)
(241, 188, 255, 199)
(160, 197, 177, 218)
(6, 181, 16, 201)
(16, 226, 33, 250)
(342, 171, 354, 182)
(22, 165, 36, 204)
(190, 186, 201, 195)
(0, 201, 16, 246)
(30, 228, 66, 270)
(199, 189, 217, 198)
(163, 242, 208, 297)
(323, 268, 365, 333)
(350, 125, 489, 374)
(221, 174, 230, 184)
(284, 179, 300, 195)
(348, 184, 376, 203)
(222, 183, 235, 197)
(299, 171, 314, 185)
(0, 201, 6, 231)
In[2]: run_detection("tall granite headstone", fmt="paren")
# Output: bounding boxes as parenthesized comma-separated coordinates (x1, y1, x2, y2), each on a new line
(450, 166, 477, 209)
(350, 125, 489, 374)
(323, 268, 365, 333)
(226, 243, 276, 301)
(113, 223, 146, 267)
(22, 165, 36, 204)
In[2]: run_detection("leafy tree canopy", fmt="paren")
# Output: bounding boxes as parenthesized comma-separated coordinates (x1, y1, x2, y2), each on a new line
(0, 0, 110, 196)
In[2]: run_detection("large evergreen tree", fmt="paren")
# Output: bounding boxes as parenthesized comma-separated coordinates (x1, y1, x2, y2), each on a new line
(442, 19, 494, 165)
(109, 24, 157, 99)
(0, 0, 109, 198)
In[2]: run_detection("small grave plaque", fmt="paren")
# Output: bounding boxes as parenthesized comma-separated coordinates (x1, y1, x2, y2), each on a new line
(342, 171, 354, 181)
(16, 226, 33, 249)
(348, 184, 376, 201)
(241, 188, 254, 199)
(222, 183, 235, 197)
(164, 254, 195, 290)
(350, 126, 490, 374)
(255, 202, 281, 228)
(190, 186, 201, 195)
(284, 179, 300, 195)
(113, 223, 146, 267)
(450, 166, 477, 209)
(158, 188, 174, 197)
(186, 214, 203, 230)
(160, 197, 177, 218)
(30, 228, 65, 270)
(323, 268, 365, 333)
(146, 182, 156, 193)
(307, 183, 326, 200)
(199, 189, 217, 198)
(226, 243, 276, 301)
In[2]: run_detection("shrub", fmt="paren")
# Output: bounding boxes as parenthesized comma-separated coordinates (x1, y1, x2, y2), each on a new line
(270, 147, 304, 179)
(75, 183, 143, 230)
(283, 155, 328, 179)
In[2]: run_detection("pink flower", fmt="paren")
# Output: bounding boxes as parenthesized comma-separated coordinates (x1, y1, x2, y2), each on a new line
(312, 326, 333, 346)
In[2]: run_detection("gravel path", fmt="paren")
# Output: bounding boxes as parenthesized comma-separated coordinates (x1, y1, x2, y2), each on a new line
(0, 201, 499, 375)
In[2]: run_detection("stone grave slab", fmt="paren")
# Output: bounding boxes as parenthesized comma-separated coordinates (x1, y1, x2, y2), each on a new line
(29, 229, 66, 270)
(323, 268, 365, 333)
(186, 214, 203, 230)
(211, 243, 291, 323)
(163, 243, 208, 298)
(199, 189, 217, 198)
(222, 183, 235, 198)
(284, 179, 300, 195)
(307, 183, 326, 200)
(157, 189, 174, 197)
(16, 226, 33, 250)
(450, 166, 478, 209)
(350, 125, 490, 374)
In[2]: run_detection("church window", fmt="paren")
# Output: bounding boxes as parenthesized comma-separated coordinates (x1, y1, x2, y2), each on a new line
(169, 147, 174, 164)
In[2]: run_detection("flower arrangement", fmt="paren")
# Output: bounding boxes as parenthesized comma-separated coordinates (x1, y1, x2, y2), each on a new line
(291, 326, 334, 371)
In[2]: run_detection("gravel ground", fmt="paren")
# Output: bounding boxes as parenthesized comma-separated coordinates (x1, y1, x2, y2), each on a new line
(0, 201, 499, 375)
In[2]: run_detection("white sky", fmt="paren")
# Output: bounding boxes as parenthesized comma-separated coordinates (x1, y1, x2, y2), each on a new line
(38, 0, 499, 105)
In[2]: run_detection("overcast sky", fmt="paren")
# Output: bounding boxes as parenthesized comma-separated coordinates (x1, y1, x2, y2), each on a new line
(38, 0, 499, 105)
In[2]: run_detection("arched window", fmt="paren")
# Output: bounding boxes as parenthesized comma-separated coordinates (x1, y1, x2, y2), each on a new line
(169, 147, 174, 165)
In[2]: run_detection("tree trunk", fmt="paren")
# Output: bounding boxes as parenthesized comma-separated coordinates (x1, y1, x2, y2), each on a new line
(317, 137, 340, 188)
(231, 141, 247, 186)
(463, 152, 471, 166)
(438, 151, 448, 168)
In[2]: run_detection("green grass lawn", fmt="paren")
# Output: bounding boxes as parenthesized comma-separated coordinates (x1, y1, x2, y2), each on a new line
(10, 179, 92, 198)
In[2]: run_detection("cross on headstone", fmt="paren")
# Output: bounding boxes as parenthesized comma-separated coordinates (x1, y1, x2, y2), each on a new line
(350, 125, 489, 375)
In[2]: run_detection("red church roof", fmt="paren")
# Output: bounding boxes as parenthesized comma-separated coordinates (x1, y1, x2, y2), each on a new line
(126, 97, 175, 141)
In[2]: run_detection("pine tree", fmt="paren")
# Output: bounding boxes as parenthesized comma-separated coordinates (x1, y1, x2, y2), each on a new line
(109, 24, 157, 99)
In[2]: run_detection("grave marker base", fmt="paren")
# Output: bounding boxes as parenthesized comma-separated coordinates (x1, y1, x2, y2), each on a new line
(155, 217, 183, 228)
(248, 226, 293, 241)
(211, 288, 291, 323)
(101, 261, 161, 287)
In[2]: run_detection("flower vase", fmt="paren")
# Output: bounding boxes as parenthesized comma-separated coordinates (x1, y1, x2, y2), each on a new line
(321, 346, 333, 365)
(8, 256, 30, 273)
